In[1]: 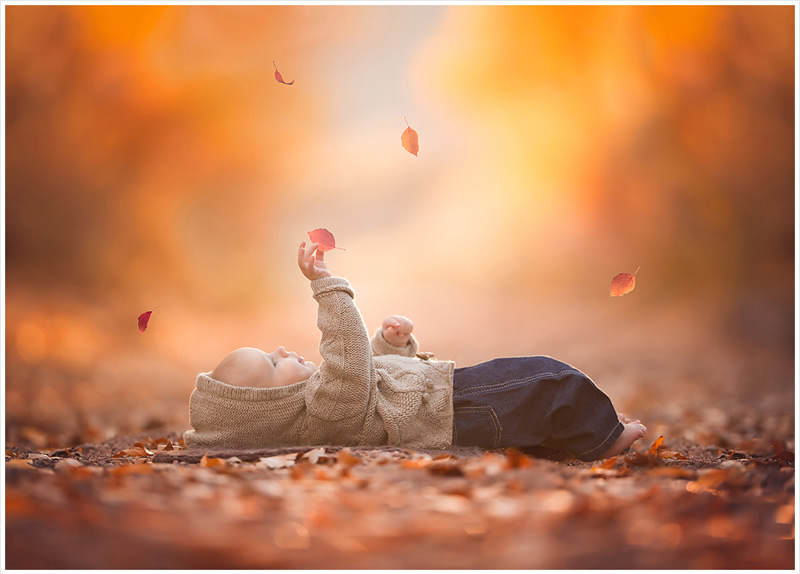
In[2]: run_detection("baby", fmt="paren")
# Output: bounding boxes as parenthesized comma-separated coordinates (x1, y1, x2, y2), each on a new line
(184, 241, 646, 461)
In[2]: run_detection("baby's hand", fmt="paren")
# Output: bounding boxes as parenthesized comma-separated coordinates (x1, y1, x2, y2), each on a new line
(298, 241, 331, 281)
(382, 315, 413, 347)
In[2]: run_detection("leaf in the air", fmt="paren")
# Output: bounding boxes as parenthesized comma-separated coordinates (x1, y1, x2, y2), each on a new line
(273, 60, 294, 85)
(401, 117, 419, 156)
(138, 307, 159, 333)
(307, 228, 345, 252)
(610, 267, 640, 297)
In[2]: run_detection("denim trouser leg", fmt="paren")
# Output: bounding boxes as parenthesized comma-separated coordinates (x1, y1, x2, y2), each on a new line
(452, 356, 624, 461)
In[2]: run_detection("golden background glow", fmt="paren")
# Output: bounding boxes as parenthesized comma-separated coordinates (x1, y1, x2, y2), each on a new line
(4, 5, 795, 442)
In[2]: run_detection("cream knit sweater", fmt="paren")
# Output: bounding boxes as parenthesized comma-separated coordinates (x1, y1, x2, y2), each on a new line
(184, 276, 454, 449)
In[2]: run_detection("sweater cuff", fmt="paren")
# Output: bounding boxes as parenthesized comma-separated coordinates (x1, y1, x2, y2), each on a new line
(310, 276, 354, 299)
(371, 327, 419, 357)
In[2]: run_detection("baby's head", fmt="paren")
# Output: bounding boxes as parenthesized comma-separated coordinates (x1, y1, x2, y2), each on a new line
(210, 346, 316, 388)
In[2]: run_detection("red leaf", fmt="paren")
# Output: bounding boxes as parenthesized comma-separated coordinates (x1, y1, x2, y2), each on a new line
(307, 228, 345, 252)
(273, 60, 294, 85)
(137, 307, 159, 333)
(401, 117, 419, 156)
(610, 266, 640, 297)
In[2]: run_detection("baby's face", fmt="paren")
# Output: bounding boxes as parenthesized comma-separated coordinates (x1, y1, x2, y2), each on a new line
(211, 346, 316, 389)
(264, 346, 317, 387)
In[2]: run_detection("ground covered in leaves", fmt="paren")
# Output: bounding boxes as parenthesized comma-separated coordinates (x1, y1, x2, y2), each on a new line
(5, 428, 795, 569)
(5, 297, 797, 569)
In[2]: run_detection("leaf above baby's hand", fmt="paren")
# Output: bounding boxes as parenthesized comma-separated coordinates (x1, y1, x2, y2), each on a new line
(273, 60, 294, 85)
(401, 117, 419, 156)
(610, 267, 640, 297)
(307, 228, 345, 252)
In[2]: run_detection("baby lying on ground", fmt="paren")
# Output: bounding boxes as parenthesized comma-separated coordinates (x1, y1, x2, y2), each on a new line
(184, 241, 646, 460)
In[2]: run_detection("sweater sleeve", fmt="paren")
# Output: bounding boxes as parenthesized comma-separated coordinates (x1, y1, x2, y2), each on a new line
(303, 276, 373, 421)
(370, 327, 419, 357)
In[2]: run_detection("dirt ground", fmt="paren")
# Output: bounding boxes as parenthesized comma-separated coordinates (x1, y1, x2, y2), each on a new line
(4, 297, 797, 569)
(4, 432, 795, 569)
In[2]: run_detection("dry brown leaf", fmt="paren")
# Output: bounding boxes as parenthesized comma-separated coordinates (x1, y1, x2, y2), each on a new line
(112, 446, 150, 458)
(401, 458, 431, 470)
(427, 459, 465, 477)
(200, 453, 226, 468)
(298, 447, 330, 464)
(336, 448, 362, 467)
(659, 450, 688, 460)
(260, 454, 297, 470)
(648, 435, 665, 457)
(108, 463, 154, 476)
(6, 459, 36, 471)
(505, 448, 534, 469)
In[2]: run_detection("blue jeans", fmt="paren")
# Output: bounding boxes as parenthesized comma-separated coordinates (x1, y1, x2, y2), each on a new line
(452, 356, 624, 461)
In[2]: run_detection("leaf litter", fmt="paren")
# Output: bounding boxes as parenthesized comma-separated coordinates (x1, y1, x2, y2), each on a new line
(5, 427, 794, 569)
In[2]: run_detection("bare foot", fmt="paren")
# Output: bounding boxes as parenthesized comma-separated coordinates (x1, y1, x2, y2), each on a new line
(599, 421, 647, 459)
(618, 413, 632, 424)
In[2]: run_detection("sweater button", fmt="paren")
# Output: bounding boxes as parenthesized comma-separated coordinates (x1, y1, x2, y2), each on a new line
(425, 381, 434, 390)
(421, 392, 430, 403)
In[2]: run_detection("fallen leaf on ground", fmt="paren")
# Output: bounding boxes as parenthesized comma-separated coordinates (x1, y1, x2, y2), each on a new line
(112, 447, 151, 458)
(259, 454, 297, 470)
(336, 448, 362, 467)
(199, 453, 226, 468)
(648, 436, 665, 457)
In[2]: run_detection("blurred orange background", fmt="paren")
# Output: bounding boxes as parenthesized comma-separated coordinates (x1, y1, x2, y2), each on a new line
(4, 5, 796, 444)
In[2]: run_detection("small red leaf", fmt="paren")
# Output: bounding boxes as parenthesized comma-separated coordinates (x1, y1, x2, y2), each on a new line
(138, 307, 159, 333)
(610, 266, 640, 297)
(307, 228, 345, 252)
(273, 60, 294, 86)
(401, 117, 419, 156)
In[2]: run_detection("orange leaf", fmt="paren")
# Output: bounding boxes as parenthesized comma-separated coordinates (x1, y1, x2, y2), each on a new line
(200, 453, 226, 468)
(598, 456, 618, 469)
(307, 228, 344, 252)
(273, 60, 294, 85)
(401, 117, 419, 156)
(610, 267, 640, 297)
(648, 435, 665, 457)
(336, 448, 362, 467)
(504, 447, 534, 469)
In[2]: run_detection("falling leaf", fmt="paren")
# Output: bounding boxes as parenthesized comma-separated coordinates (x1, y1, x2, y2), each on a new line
(138, 306, 159, 333)
(273, 60, 294, 85)
(610, 267, 640, 297)
(401, 116, 419, 156)
(307, 228, 345, 252)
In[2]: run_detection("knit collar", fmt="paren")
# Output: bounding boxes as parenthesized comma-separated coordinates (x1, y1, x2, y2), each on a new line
(195, 372, 308, 401)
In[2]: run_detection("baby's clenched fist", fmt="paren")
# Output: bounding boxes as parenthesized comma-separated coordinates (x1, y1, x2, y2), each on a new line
(382, 315, 414, 347)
